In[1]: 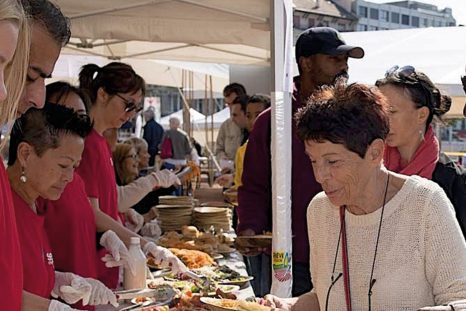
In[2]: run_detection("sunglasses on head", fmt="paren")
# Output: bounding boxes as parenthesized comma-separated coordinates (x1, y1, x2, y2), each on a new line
(115, 93, 143, 113)
(385, 65, 419, 83)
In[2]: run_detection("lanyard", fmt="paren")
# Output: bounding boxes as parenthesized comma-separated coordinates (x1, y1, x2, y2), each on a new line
(340, 205, 352, 311)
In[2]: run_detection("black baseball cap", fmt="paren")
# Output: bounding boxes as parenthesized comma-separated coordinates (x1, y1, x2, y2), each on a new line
(295, 27, 365, 61)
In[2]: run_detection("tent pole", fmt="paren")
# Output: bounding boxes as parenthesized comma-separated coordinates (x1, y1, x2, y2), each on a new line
(270, 0, 293, 298)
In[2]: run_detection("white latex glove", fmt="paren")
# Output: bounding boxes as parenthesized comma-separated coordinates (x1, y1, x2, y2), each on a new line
(152, 169, 181, 188)
(140, 220, 162, 239)
(125, 209, 144, 233)
(84, 278, 119, 307)
(143, 242, 187, 274)
(99, 230, 136, 275)
(48, 299, 84, 311)
(51, 272, 91, 305)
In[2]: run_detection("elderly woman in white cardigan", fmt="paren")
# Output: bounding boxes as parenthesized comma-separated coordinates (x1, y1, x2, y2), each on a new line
(264, 83, 466, 311)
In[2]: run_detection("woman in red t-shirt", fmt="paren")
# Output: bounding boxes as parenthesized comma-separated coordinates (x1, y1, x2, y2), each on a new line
(7, 103, 118, 309)
(76, 63, 145, 288)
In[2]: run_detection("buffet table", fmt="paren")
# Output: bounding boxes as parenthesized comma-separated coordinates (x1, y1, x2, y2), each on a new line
(96, 251, 255, 310)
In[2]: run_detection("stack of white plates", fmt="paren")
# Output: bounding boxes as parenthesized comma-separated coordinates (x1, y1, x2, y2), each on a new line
(159, 195, 198, 206)
(155, 204, 193, 232)
(192, 207, 232, 232)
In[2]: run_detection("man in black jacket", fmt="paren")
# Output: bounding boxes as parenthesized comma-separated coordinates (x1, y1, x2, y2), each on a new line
(143, 108, 164, 166)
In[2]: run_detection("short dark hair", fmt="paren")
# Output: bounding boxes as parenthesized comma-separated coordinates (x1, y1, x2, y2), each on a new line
(295, 83, 389, 158)
(223, 83, 247, 97)
(8, 102, 93, 165)
(376, 67, 451, 129)
(21, 0, 71, 46)
(248, 94, 271, 110)
(231, 94, 249, 113)
(79, 62, 146, 104)
(46, 81, 91, 113)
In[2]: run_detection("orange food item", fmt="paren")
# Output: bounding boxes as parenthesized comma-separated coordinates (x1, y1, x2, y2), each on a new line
(168, 248, 215, 269)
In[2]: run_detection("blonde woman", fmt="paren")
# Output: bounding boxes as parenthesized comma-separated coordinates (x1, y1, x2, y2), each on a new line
(0, 1, 29, 310)
(113, 143, 139, 185)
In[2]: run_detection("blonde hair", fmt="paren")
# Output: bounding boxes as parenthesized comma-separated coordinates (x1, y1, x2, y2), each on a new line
(0, 0, 30, 149)
(124, 137, 148, 155)
(113, 143, 138, 185)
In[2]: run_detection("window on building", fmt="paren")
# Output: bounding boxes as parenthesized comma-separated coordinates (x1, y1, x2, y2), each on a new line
(423, 18, 429, 26)
(370, 8, 379, 20)
(401, 14, 409, 25)
(359, 6, 368, 18)
(369, 25, 378, 31)
(449, 22, 456, 26)
(411, 16, 419, 27)
(338, 23, 346, 31)
(357, 24, 368, 31)
(437, 21, 443, 27)
(308, 18, 315, 27)
(391, 12, 399, 23)
(380, 10, 389, 22)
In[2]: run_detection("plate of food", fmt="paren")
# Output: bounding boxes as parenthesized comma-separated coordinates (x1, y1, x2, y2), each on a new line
(218, 276, 254, 287)
(200, 297, 239, 311)
(235, 235, 272, 249)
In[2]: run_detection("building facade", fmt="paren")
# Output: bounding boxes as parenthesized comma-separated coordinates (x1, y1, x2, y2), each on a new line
(353, 0, 456, 31)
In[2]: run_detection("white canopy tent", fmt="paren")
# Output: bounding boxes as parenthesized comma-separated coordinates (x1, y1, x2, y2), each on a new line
(56, 0, 270, 65)
(52, 54, 230, 93)
(159, 108, 205, 127)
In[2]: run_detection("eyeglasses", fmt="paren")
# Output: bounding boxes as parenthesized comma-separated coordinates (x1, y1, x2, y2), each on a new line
(115, 93, 143, 113)
(125, 154, 138, 160)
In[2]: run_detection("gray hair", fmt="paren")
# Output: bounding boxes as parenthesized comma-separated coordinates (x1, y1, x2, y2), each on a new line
(143, 108, 155, 120)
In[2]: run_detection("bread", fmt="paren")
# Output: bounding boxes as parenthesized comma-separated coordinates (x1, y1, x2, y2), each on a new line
(182, 225, 199, 239)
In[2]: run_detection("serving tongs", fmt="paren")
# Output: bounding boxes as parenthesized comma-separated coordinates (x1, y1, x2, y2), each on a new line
(183, 270, 211, 291)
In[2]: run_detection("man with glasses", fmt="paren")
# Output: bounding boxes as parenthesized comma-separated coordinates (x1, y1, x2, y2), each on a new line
(237, 27, 364, 299)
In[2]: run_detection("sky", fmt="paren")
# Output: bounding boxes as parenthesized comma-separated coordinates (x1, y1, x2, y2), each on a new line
(369, 0, 466, 25)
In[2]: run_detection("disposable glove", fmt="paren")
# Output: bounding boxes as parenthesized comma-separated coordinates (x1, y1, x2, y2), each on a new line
(152, 169, 181, 188)
(99, 230, 136, 275)
(140, 220, 162, 239)
(84, 278, 119, 307)
(48, 300, 84, 311)
(125, 209, 144, 233)
(143, 242, 187, 274)
(51, 272, 91, 305)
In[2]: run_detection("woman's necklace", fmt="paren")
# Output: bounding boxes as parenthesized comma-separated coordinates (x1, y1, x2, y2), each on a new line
(328, 173, 390, 311)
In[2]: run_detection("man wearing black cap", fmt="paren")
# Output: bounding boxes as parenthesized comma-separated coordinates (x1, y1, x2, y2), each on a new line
(236, 27, 364, 298)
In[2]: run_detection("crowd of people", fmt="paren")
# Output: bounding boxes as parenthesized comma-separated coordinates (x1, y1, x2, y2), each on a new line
(0, 0, 465, 310)
(214, 28, 466, 311)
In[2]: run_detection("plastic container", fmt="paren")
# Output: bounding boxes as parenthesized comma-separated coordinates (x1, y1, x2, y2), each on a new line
(123, 237, 147, 290)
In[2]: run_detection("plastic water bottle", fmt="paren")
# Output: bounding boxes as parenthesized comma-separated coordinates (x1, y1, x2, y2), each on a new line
(123, 237, 147, 289)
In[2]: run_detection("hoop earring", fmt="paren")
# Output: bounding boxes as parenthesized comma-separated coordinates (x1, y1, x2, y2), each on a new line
(20, 167, 27, 183)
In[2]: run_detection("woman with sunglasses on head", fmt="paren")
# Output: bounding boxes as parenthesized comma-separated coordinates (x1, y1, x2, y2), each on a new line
(263, 83, 466, 311)
(376, 66, 466, 237)
(78, 63, 187, 288)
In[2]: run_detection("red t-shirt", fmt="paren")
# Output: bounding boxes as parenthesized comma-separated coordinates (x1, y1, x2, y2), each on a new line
(76, 129, 119, 289)
(12, 190, 55, 298)
(0, 160, 23, 310)
(43, 173, 97, 310)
